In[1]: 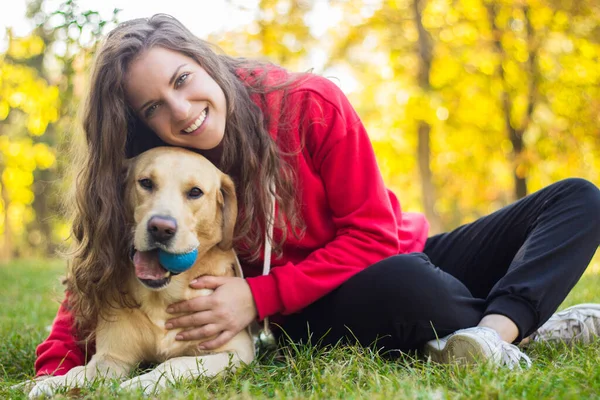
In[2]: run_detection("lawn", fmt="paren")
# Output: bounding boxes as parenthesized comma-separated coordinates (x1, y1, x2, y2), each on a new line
(1, 256, 600, 399)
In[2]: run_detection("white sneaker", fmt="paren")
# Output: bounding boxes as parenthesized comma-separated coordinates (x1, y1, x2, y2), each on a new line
(530, 303, 600, 345)
(424, 326, 532, 370)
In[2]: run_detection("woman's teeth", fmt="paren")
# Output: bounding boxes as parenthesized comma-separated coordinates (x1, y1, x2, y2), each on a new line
(183, 108, 207, 133)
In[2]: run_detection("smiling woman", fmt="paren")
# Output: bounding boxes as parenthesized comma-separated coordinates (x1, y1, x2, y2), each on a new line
(125, 47, 227, 150)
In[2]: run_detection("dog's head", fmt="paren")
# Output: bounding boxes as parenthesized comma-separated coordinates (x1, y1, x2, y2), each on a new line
(126, 147, 237, 290)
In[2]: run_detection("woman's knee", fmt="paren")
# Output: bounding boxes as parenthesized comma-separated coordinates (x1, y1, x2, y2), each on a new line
(557, 178, 600, 235)
(556, 178, 600, 207)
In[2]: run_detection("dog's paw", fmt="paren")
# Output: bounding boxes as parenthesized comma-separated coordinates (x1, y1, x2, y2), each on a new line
(10, 376, 47, 393)
(28, 376, 65, 399)
(27, 367, 87, 399)
(120, 372, 166, 396)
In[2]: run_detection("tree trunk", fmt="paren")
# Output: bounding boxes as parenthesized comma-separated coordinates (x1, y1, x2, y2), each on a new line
(486, 2, 538, 200)
(413, 0, 443, 233)
(33, 169, 55, 257)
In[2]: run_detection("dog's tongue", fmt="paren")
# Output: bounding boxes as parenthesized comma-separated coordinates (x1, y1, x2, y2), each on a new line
(133, 250, 168, 280)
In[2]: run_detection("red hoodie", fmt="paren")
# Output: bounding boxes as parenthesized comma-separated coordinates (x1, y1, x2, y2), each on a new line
(35, 69, 429, 376)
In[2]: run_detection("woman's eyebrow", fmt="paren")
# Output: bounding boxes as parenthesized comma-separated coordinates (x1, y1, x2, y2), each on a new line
(137, 63, 188, 113)
(169, 64, 187, 85)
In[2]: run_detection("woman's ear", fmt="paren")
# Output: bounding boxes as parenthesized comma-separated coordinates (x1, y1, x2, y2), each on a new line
(217, 173, 238, 250)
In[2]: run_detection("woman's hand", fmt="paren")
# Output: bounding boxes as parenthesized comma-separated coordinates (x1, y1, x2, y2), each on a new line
(165, 276, 257, 350)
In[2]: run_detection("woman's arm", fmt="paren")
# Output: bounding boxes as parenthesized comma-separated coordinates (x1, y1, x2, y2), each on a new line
(34, 298, 87, 377)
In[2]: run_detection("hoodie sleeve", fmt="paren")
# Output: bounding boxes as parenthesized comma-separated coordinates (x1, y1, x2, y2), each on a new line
(246, 76, 406, 320)
(35, 297, 87, 377)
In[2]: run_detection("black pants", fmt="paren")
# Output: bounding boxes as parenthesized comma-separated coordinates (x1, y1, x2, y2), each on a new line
(279, 178, 600, 352)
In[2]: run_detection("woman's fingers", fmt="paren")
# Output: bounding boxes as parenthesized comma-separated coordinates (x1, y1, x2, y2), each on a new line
(167, 295, 211, 314)
(166, 310, 213, 330)
(198, 330, 235, 350)
(175, 324, 222, 341)
(189, 275, 229, 289)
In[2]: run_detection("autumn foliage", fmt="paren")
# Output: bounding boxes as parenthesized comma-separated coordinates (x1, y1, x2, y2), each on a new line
(1, 0, 599, 260)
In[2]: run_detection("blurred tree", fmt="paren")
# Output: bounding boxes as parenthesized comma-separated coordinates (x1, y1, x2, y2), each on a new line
(0, 35, 59, 260)
(0, 0, 118, 260)
(413, 0, 443, 233)
(215, 0, 315, 70)
(25, 0, 119, 257)
(329, 0, 600, 230)
(1, 0, 598, 258)
(485, 1, 534, 199)
(480, 0, 600, 199)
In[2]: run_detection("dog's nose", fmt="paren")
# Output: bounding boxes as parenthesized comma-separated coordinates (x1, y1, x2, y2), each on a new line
(147, 216, 177, 243)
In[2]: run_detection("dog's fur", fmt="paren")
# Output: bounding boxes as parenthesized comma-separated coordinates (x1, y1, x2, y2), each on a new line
(29, 147, 254, 397)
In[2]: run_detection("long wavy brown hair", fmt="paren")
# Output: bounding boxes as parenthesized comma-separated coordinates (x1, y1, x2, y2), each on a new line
(66, 14, 306, 340)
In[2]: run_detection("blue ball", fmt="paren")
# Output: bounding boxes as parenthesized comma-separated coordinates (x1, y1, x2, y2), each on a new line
(158, 248, 198, 273)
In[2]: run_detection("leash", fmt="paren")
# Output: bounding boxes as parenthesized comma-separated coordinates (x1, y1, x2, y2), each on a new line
(236, 182, 277, 356)
(255, 182, 277, 354)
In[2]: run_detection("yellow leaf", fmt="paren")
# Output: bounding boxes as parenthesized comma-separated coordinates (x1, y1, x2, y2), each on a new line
(0, 100, 8, 120)
(7, 34, 45, 60)
(33, 143, 56, 170)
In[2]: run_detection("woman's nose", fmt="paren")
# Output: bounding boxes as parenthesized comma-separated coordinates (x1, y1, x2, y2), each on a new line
(171, 97, 191, 122)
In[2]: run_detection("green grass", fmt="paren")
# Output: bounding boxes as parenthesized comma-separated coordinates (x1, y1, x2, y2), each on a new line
(1, 256, 600, 399)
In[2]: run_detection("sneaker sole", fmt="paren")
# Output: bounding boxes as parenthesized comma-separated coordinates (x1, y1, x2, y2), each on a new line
(425, 333, 493, 365)
(557, 303, 600, 315)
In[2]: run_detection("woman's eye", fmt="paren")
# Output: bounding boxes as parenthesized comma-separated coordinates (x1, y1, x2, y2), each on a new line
(188, 187, 203, 199)
(175, 73, 189, 88)
(138, 178, 153, 190)
(145, 103, 159, 118)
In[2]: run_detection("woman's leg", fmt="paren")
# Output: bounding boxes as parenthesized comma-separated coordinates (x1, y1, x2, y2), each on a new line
(279, 253, 486, 353)
(278, 178, 600, 363)
(423, 178, 600, 341)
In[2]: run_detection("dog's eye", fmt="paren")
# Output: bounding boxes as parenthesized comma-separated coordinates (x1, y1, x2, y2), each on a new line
(188, 187, 203, 199)
(138, 179, 153, 190)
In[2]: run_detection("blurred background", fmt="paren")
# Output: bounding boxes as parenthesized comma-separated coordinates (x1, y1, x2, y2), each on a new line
(0, 0, 599, 262)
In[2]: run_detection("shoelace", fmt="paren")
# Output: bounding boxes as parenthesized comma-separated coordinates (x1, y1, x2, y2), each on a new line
(499, 341, 532, 369)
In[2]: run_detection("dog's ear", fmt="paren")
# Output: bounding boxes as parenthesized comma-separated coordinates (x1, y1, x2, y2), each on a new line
(217, 173, 238, 250)
(121, 157, 137, 221)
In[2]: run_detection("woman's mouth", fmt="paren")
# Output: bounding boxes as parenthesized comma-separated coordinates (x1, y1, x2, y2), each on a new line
(182, 107, 208, 134)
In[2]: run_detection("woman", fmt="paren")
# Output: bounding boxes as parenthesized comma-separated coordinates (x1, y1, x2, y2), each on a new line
(35, 14, 600, 376)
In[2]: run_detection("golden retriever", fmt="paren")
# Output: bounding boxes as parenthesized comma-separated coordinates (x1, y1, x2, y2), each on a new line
(29, 147, 255, 397)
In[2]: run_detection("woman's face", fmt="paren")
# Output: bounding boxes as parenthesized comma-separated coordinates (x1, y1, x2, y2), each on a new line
(125, 47, 227, 150)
